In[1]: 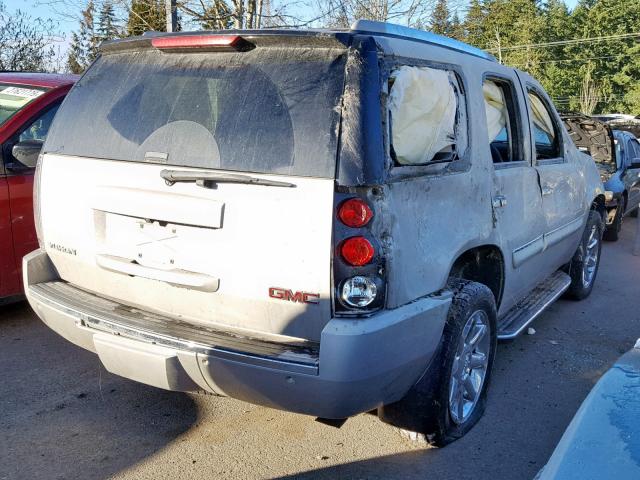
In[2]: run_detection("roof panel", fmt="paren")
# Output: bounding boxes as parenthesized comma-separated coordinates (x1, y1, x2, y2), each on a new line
(350, 20, 497, 62)
(0, 72, 79, 88)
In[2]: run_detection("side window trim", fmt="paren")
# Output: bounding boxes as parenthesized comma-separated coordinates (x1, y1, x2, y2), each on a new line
(482, 72, 526, 169)
(525, 84, 564, 165)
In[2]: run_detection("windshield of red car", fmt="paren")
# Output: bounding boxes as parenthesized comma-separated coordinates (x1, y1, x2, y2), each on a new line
(0, 83, 48, 126)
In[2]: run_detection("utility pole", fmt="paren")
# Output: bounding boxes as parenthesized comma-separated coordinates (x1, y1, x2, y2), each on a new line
(166, 0, 177, 32)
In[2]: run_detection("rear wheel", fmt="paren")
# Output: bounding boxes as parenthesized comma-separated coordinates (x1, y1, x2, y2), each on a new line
(378, 281, 497, 447)
(565, 210, 603, 300)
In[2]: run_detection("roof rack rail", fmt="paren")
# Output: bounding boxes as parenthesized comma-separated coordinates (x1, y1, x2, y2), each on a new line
(350, 20, 496, 62)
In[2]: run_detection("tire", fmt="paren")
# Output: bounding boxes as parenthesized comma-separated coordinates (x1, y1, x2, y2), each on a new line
(603, 206, 622, 241)
(565, 210, 603, 300)
(378, 280, 497, 447)
(631, 206, 638, 218)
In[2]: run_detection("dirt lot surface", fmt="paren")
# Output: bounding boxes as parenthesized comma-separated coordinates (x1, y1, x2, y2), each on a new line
(2, 218, 639, 480)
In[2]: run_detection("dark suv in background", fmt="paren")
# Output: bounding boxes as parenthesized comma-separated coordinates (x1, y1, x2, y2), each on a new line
(562, 113, 640, 241)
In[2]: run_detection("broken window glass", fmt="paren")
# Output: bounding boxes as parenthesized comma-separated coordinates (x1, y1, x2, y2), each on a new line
(483, 79, 519, 163)
(528, 90, 560, 160)
(388, 66, 458, 165)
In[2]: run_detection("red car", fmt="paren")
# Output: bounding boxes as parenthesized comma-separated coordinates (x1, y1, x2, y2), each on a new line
(1, 72, 78, 304)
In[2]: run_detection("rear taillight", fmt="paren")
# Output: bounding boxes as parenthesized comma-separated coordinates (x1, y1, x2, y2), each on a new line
(338, 198, 373, 228)
(151, 35, 254, 52)
(333, 194, 385, 315)
(340, 236, 374, 266)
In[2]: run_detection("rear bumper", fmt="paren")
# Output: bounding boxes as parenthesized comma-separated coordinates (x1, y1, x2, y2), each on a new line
(24, 249, 451, 419)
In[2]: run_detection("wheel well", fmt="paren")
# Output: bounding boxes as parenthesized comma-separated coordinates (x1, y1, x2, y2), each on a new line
(449, 245, 505, 308)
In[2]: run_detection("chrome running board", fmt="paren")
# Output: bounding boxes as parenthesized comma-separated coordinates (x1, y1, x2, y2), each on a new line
(497, 271, 571, 340)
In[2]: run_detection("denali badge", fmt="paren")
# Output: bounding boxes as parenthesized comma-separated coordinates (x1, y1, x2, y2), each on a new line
(48, 242, 77, 256)
(269, 287, 320, 304)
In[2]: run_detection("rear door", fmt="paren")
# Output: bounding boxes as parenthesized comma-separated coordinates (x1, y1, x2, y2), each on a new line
(4, 101, 61, 282)
(0, 171, 18, 297)
(39, 38, 347, 341)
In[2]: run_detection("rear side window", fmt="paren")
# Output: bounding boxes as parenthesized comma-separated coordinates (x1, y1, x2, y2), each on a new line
(44, 48, 346, 178)
(483, 78, 520, 163)
(527, 90, 561, 160)
(387, 66, 462, 165)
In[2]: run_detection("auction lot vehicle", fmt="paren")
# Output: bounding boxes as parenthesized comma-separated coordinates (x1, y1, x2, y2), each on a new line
(25, 21, 605, 446)
(593, 113, 640, 138)
(537, 340, 640, 480)
(0, 73, 77, 304)
(563, 113, 640, 241)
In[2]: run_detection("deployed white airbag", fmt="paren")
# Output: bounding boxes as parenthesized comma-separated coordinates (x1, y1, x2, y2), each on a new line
(483, 80, 507, 142)
(529, 93, 555, 137)
(389, 66, 457, 165)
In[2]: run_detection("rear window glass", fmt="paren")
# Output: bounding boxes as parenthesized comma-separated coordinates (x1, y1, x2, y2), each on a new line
(0, 84, 47, 126)
(44, 47, 346, 178)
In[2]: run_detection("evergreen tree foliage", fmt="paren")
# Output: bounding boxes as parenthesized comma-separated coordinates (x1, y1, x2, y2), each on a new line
(66, 1, 98, 74)
(97, 1, 119, 41)
(459, 0, 640, 114)
(127, 0, 166, 36)
(430, 0, 451, 36)
(449, 12, 465, 41)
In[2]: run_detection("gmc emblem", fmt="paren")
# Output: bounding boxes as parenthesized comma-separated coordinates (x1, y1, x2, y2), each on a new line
(269, 287, 320, 304)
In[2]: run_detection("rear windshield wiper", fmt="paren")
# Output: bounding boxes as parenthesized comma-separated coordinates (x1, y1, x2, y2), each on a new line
(160, 169, 296, 188)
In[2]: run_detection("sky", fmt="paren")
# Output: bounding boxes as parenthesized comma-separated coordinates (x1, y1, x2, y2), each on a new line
(3, 0, 583, 54)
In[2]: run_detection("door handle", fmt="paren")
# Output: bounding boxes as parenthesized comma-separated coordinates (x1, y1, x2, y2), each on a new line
(542, 186, 554, 196)
(492, 195, 507, 208)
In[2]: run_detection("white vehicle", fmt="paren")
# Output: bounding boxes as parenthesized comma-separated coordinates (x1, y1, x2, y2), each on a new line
(25, 21, 605, 445)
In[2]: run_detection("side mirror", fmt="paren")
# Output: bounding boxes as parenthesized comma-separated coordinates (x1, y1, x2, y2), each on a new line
(631, 157, 640, 169)
(10, 140, 43, 169)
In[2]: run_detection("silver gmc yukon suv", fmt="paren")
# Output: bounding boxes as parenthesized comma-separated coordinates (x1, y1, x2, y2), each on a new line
(24, 20, 605, 446)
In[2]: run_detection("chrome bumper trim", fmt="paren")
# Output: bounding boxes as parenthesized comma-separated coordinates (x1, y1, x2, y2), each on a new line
(29, 281, 319, 375)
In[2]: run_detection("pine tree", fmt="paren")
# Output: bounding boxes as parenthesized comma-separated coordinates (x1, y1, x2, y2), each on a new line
(127, 0, 166, 36)
(66, 1, 97, 74)
(463, 0, 487, 47)
(66, 32, 83, 73)
(430, 0, 450, 36)
(97, 1, 119, 41)
(580, 0, 640, 113)
(449, 12, 464, 41)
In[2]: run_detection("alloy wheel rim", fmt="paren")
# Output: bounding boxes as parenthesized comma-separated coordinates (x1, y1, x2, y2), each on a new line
(448, 309, 491, 425)
(582, 225, 599, 288)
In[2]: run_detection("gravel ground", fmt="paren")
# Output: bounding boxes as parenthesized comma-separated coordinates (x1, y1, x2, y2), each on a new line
(2, 217, 639, 480)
